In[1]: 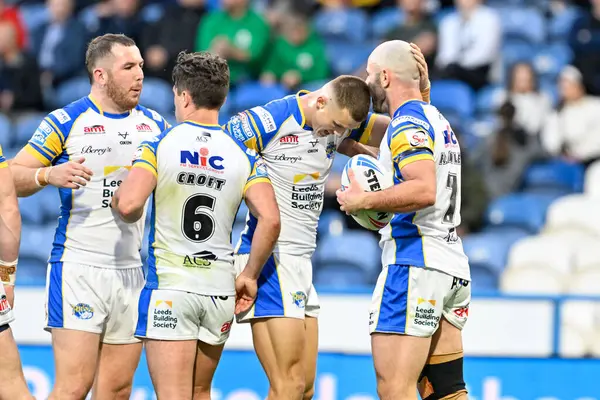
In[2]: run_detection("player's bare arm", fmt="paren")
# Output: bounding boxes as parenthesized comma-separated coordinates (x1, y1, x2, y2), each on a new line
(235, 181, 281, 314)
(113, 167, 156, 223)
(10, 151, 93, 197)
(0, 165, 21, 307)
(337, 158, 436, 215)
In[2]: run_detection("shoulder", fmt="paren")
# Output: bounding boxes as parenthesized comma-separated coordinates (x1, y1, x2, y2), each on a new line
(44, 97, 91, 134)
(390, 101, 432, 132)
(135, 105, 170, 131)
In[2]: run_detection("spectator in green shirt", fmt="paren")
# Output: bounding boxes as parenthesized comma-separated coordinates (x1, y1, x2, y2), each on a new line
(195, 0, 270, 84)
(260, 13, 329, 90)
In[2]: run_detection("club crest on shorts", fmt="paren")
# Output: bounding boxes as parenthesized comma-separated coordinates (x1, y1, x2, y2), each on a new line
(72, 303, 94, 320)
(0, 294, 10, 316)
(290, 291, 307, 309)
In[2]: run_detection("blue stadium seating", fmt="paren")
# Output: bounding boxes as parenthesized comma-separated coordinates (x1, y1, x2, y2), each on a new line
(302, 80, 329, 92)
(485, 192, 562, 234)
(18, 196, 46, 225)
(462, 230, 529, 289)
(370, 7, 403, 39)
(16, 257, 47, 286)
(497, 7, 546, 44)
(235, 201, 249, 224)
(54, 77, 90, 109)
(533, 43, 573, 79)
(317, 210, 346, 238)
(314, 262, 369, 287)
(19, 224, 53, 261)
(430, 80, 475, 119)
(331, 154, 350, 174)
(522, 160, 585, 194)
(502, 40, 537, 68)
(231, 82, 287, 113)
(38, 187, 61, 222)
(139, 78, 174, 115)
(476, 85, 504, 115)
(325, 40, 374, 76)
(548, 7, 581, 41)
(313, 8, 370, 43)
(0, 114, 12, 148)
(314, 231, 380, 281)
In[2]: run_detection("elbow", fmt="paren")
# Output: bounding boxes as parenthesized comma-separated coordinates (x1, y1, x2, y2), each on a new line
(117, 201, 142, 223)
(261, 213, 281, 238)
(420, 186, 437, 208)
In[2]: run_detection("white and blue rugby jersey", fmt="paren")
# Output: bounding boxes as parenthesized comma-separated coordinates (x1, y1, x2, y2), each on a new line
(0, 145, 7, 169)
(26, 96, 168, 268)
(133, 121, 270, 295)
(378, 100, 470, 280)
(225, 90, 375, 257)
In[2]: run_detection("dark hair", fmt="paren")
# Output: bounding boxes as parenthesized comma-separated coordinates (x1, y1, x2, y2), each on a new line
(508, 62, 539, 93)
(330, 75, 371, 123)
(85, 34, 136, 83)
(172, 51, 230, 110)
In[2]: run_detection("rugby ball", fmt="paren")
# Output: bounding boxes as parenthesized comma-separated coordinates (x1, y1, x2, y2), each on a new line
(340, 155, 394, 231)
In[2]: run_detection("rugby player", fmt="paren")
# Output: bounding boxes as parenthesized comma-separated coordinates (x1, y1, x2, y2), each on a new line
(113, 51, 280, 399)
(336, 40, 471, 400)
(224, 76, 389, 399)
(0, 144, 33, 399)
(9, 34, 169, 399)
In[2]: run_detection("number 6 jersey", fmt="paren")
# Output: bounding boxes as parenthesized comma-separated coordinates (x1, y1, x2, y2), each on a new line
(378, 100, 470, 281)
(132, 121, 270, 295)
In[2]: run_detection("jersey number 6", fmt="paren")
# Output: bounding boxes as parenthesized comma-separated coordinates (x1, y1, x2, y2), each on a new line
(181, 194, 216, 242)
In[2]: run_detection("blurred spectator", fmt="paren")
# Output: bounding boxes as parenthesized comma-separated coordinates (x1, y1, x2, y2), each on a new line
(384, 0, 437, 67)
(480, 102, 536, 199)
(501, 62, 553, 138)
(195, 0, 270, 85)
(32, 0, 86, 89)
(260, 13, 328, 90)
(318, 0, 381, 8)
(542, 65, 600, 166)
(569, 0, 600, 96)
(263, 0, 315, 28)
(0, 22, 43, 113)
(0, 0, 27, 50)
(436, 0, 501, 91)
(84, 0, 144, 44)
(141, 0, 207, 81)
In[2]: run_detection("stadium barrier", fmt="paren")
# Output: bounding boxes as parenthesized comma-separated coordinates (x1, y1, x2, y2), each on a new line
(12, 287, 600, 400)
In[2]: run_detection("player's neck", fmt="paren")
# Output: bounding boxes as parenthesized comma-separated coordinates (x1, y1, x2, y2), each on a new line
(183, 108, 219, 126)
(387, 87, 422, 116)
(89, 89, 131, 114)
(298, 91, 319, 128)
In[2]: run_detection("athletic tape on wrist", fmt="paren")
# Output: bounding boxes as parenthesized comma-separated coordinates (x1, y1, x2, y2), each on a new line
(34, 168, 45, 187)
(0, 258, 17, 285)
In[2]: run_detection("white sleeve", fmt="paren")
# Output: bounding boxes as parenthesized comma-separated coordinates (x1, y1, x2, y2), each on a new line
(462, 8, 502, 68)
(435, 15, 460, 68)
(541, 111, 563, 156)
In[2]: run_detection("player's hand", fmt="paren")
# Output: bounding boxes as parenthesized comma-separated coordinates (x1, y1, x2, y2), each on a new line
(47, 157, 93, 189)
(336, 168, 367, 214)
(234, 272, 258, 315)
(410, 42, 430, 92)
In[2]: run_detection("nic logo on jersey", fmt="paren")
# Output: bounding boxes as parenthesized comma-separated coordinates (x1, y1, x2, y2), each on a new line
(180, 147, 224, 173)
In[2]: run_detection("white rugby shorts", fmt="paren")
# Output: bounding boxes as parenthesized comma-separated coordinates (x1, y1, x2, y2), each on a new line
(135, 288, 235, 346)
(0, 284, 15, 326)
(369, 265, 471, 337)
(45, 262, 144, 344)
(234, 253, 320, 322)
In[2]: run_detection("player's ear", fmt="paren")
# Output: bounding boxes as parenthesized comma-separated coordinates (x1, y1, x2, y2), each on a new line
(94, 68, 106, 86)
(380, 69, 391, 89)
(182, 90, 192, 108)
(316, 96, 326, 111)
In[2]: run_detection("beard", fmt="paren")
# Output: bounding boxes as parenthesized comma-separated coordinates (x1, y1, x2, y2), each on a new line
(368, 76, 388, 115)
(106, 74, 140, 111)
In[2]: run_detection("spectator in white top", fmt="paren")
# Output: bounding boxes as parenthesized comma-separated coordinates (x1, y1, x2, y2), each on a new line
(502, 62, 553, 137)
(436, 0, 501, 91)
(542, 65, 600, 166)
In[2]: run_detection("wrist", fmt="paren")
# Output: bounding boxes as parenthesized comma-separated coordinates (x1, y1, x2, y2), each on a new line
(241, 265, 260, 280)
(42, 166, 53, 186)
(362, 191, 375, 211)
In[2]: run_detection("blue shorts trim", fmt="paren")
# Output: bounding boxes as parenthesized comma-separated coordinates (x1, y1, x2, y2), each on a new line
(253, 255, 285, 317)
(135, 287, 153, 337)
(375, 264, 410, 333)
(47, 261, 64, 328)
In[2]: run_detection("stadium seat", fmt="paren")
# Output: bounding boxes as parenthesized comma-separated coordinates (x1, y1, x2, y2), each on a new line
(313, 8, 370, 43)
(15, 257, 47, 286)
(500, 266, 564, 294)
(231, 82, 288, 113)
(38, 187, 61, 222)
(18, 196, 45, 225)
(317, 210, 346, 238)
(370, 7, 404, 39)
(584, 160, 600, 197)
(505, 235, 573, 275)
(325, 40, 374, 76)
(549, 7, 581, 41)
(521, 160, 585, 194)
(314, 231, 380, 280)
(20, 224, 53, 262)
(485, 193, 561, 233)
(0, 113, 12, 148)
(54, 77, 90, 109)
(14, 113, 45, 147)
(314, 262, 369, 287)
(533, 43, 573, 79)
(331, 153, 350, 175)
(497, 7, 546, 44)
(476, 85, 505, 115)
(469, 264, 499, 292)
(141, 3, 164, 23)
(430, 80, 475, 119)
(544, 194, 600, 237)
(502, 40, 537, 67)
(139, 78, 174, 115)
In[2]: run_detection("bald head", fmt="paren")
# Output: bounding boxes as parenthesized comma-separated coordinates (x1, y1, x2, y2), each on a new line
(369, 40, 419, 85)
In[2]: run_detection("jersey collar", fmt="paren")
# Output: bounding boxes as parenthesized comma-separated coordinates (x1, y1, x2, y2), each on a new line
(294, 90, 312, 130)
(87, 96, 131, 119)
(392, 99, 426, 119)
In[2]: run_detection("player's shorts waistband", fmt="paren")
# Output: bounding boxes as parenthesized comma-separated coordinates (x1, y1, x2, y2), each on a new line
(49, 261, 143, 271)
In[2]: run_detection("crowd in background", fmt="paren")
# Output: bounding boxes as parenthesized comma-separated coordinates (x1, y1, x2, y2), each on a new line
(1, 0, 600, 288)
